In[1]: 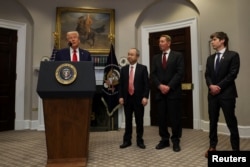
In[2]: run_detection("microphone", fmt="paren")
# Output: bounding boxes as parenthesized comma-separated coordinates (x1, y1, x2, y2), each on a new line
(68, 42, 72, 47)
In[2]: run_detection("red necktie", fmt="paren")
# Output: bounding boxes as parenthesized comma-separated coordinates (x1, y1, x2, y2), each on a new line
(162, 52, 167, 69)
(72, 49, 78, 62)
(128, 66, 134, 95)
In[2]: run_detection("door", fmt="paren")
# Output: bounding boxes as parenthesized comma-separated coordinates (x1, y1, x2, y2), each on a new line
(0, 27, 17, 131)
(149, 27, 193, 128)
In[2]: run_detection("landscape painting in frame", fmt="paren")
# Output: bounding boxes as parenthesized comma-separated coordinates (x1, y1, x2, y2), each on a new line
(56, 7, 115, 54)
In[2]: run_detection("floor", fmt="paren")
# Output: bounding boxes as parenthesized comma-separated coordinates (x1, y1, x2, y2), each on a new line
(0, 126, 249, 167)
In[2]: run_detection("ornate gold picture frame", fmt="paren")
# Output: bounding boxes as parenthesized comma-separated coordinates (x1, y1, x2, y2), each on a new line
(55, 7, 115, 54)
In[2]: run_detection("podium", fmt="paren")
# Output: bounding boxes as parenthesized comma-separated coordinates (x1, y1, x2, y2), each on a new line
(37, 61, 96, 167)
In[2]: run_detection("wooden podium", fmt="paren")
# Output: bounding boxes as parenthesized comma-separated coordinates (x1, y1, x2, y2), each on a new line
(37, 61, 96, 167)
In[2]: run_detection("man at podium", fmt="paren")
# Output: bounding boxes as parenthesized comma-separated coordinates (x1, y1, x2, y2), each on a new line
(38, 31, 95, 167)
(55, 31, 91, 61)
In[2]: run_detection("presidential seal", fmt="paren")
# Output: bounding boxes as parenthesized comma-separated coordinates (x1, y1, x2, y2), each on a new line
(103, 64, 120, 95)
(55, 63, 77, 85)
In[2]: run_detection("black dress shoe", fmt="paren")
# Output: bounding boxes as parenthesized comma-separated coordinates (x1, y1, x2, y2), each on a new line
(205, 147, 216, 158)
(173, 143, 181, 152)
(120, 142, 132, 148)
(155, 141, 170, 150)
(137, 142, 146, 149)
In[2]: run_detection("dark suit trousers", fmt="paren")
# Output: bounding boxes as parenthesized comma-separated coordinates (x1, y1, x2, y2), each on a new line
(157, 97, 182, 144)
(208, 96, 240, 150)
(123, 94, 144, 143)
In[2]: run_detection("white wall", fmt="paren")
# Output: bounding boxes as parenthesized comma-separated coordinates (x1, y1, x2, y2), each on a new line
(1, 0, 249, 136)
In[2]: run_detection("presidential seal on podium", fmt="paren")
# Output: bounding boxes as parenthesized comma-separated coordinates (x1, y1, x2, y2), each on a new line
(55, 63, 77, 85)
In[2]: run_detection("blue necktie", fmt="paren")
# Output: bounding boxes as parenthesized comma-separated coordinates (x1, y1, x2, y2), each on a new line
(215, 53, 221, 74)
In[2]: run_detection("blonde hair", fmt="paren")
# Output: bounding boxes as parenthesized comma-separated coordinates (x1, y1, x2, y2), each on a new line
(160, 34, 172, 42)
(66, 31, 80, 39)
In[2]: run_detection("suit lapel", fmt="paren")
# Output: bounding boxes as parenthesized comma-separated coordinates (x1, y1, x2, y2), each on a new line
(162, 51, 172, 70)
(166, 52, 173, 66)
(212, 53, 216, 70)
(79, 49, 83, 61)
(156, 54, 163, 68)
(157, 52, 172, 69)
(125, 65, 130, 82)
(219, 51, 227, 65)
(215, 51, 227, 73)
(66, 48, 71, 61)
(134, 64, 140, 84)
(126, 64, 139, 85)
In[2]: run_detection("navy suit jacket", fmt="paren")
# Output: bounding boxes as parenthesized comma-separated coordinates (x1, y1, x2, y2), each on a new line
(205, 50, 240, 99)
(119, 63, 150, 104)
(151, 50, 184, 100)
(55, 48, 91, 61)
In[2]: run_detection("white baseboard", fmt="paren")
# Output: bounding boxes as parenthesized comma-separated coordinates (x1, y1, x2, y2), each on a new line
(24, 120, 39, 130)
(15, 120, 26, 130)
(16, 119, 250, 138)
(37, 125, 45, 131)
(201, 120, 250, 138)
(120, 122, 126, 129)
(14, 120, 39, 130)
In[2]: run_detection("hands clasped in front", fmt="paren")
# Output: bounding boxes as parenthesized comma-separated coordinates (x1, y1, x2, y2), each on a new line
(159, 84, 170, 94)
(209, 85, 221, 96)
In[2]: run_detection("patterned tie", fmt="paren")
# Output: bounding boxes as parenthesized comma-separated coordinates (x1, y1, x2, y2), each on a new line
(72, 49, 78, 62)
(215, 53, 221, 74)
(128, 66, 134, 95)
(162, 52, 167, 69)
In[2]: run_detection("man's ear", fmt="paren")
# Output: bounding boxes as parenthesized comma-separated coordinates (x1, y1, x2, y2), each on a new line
(220, 39, 225, 44)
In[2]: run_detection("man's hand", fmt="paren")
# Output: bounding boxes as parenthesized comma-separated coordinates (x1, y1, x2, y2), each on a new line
(119, 98, 124, 105)
(159, 84, 170, 94)
(141, 98, 148, 106)
(209, 85, 221, 96)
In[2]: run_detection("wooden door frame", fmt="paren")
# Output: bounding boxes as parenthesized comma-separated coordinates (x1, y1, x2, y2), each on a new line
(0, 19, 26, 130)
(140, 17, 201, 129)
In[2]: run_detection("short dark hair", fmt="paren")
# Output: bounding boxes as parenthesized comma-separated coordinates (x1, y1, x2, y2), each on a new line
(210, 32, 229, 47)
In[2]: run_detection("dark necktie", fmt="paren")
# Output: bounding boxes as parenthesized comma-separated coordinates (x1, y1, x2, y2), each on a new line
(162, 52, 167, 69)
(128, 66, 134, 95)
(72, 49, 78, 62)
(215, 53, 221, 74)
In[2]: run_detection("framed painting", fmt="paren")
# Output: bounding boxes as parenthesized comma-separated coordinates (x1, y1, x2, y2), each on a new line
(55, 7, 115, 54)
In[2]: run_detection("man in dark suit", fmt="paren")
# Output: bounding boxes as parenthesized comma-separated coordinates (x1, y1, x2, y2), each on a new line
(204, 32, 240, 158)
(119, 48, 150, 149)
(151, 35, 184, 152)
(55, 31, 91, 61)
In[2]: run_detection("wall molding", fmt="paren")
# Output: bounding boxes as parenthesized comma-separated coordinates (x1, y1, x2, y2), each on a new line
(25, 119, 250, 138)
(24, 120, 39, 130)
(201, 120, 250, 138)
(0, 19, 26, 130)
